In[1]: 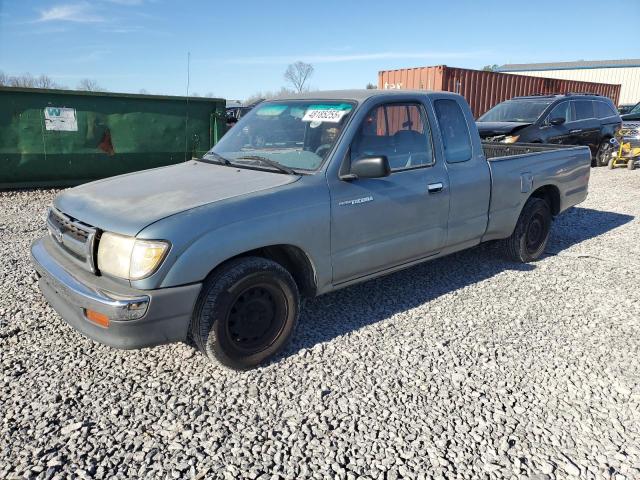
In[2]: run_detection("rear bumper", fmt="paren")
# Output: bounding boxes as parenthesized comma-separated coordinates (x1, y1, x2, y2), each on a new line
(31, 237, 201, 349)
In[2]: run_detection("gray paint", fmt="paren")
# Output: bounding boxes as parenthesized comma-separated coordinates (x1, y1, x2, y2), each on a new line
(44, 89, 591, 301)
(55, 162, 299, 236)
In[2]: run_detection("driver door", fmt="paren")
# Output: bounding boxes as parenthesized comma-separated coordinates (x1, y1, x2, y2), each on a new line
(542, 101, 572, 144)
(329, 101, 450, 283)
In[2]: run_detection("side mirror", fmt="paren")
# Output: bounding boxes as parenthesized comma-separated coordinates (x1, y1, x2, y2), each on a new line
(549, 117, 566, 126)
(349, 156, 391, 179)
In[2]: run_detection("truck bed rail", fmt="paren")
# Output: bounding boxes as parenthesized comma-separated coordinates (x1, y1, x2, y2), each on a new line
(482, 141, 575, 160)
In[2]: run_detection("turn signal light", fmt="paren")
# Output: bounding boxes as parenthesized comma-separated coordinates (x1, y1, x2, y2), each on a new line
(84, 309, 110, 328)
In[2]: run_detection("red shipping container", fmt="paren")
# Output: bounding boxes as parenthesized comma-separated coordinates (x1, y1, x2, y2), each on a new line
(378, 66, 621, 118)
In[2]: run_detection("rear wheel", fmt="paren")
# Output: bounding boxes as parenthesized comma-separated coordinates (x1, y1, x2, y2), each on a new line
(595, 140, 613, 167)
(629, 159, 636, 170)
(608, 157, 615, 169)
(502, 197, 552, 263)
(190, 257, 300, 370)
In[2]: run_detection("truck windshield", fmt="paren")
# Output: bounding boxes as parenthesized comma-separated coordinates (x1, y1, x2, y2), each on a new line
(478, 100, 553, 123)
(205, 100, 355, 171)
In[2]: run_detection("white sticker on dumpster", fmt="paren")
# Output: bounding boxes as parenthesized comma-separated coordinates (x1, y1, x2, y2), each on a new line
(44, 107, 78, 131)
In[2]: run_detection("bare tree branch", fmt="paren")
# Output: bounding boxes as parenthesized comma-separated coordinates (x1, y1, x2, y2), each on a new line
(244, 87, 296, 106)
(77, 78, 104, 91)
(284, 61, 314, 93)
(0, 72, 65, 89)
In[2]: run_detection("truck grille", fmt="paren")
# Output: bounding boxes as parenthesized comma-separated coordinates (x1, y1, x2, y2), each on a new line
(46, 207, 98, 272)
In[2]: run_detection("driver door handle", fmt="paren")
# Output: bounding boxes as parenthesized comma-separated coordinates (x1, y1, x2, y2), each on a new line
(428, 182, 444, 194)
(570, 129, 582, 134)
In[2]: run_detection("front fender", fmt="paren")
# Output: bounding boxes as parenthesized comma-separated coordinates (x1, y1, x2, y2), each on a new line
(131, 179, 332, 292)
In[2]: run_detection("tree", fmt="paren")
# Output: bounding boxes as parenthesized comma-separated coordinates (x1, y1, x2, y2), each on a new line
(0, 72, 65, 89)
(244, 87, 295, 106)
(284, 61, 314, 93)
(77, 78, 103, 91)
(139, 88, 149, 95)
(482, 64, 500, 72)
(34, 75, 60, 89)
(8, 73, 36, 88)
(365, 83, 377, 89)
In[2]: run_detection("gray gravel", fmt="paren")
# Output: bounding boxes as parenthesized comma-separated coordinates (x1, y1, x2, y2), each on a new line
(1, 168, 640, 479)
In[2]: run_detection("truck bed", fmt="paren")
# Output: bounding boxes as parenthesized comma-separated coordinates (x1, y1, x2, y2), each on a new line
(482, 141, 576, 160)
(481, 143, 592, 242)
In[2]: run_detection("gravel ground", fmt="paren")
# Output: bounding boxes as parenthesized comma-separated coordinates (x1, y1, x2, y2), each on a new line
(1, 168, 639, 480)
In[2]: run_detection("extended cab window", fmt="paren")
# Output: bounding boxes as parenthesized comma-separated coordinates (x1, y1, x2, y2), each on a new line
(434, 99, 472, 163)
(573, 100, 595, 120)
(351, 103, 433, 170)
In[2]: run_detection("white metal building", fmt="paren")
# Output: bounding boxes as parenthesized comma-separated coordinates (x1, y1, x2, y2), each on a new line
(498, 59, 640, 105)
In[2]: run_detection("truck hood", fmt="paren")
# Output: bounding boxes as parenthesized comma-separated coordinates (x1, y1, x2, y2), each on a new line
(476, 121, 532, 137)
(55, 161, 299, 236)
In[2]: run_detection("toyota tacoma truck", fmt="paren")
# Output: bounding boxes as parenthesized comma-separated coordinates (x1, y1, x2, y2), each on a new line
(31, 90, 591, 369)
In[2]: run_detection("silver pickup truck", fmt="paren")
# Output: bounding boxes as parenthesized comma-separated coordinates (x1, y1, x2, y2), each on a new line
(31, 90, 591, 369)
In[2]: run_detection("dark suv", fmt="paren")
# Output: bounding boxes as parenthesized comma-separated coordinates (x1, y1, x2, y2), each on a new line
(477, 93, 622, 166)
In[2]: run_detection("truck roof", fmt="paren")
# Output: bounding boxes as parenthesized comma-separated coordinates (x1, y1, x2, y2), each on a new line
(272, 89, 460, 102)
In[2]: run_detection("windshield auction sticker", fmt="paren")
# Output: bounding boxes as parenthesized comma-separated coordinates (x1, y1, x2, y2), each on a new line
(44, 107, 78, 131)
(302, 104, 352, 123)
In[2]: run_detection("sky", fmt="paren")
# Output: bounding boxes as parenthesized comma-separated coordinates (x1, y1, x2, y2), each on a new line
(1, 0, 639, 101)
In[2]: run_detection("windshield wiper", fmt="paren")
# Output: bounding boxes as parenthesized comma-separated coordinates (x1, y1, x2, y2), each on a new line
(235, 155, 296, 175)
(201, 151, 234, 166)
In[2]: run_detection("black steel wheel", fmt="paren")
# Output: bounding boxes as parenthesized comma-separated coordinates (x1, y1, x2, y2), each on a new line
(190, 257, 300, 370)
(502, 197, 552, 263)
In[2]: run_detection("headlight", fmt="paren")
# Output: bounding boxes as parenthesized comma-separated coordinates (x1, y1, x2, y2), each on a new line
(97, 232, 169, 280)
(502, 135, 520, 144)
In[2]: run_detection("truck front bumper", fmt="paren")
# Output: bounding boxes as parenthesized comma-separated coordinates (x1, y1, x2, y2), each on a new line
(31, 237, 202, 350)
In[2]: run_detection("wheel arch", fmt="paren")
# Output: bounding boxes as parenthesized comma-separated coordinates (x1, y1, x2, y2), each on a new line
(205, 244, 318, 298)
(530, 184, 560, 216)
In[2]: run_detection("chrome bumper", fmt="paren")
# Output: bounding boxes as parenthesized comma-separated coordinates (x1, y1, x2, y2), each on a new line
(31, 239, 149, 321)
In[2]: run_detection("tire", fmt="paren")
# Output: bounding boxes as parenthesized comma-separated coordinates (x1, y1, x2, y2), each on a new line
(502, 197, 552, 263)
(190, 257, 300, 370)
(628, 159, 636, 170)
(595, 140, 613, 167)
(608, 157, 615, 169)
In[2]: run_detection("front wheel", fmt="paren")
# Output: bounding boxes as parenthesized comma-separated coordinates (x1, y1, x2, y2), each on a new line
(628, 158, 636, 170)
(502, 197, 552, 263)
(190, 257, 300, 370)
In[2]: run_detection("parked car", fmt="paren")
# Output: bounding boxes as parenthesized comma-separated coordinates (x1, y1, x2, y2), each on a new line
(31, 90, 592, 369)
(226, 100, 262, 129)
(621, 102, 640, 121)
(476, 93, 621, 167)
(618, 103, 638, 115)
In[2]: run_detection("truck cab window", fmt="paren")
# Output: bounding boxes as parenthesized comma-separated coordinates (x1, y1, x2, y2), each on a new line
(434, 99, 472, 163)
(351, 103, 433, 170)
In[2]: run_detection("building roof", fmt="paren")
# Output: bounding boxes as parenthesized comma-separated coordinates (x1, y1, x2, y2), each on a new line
(498, 59, 640, 72)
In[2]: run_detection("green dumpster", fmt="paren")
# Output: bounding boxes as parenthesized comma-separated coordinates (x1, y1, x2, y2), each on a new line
(0, 87, 226, 189)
